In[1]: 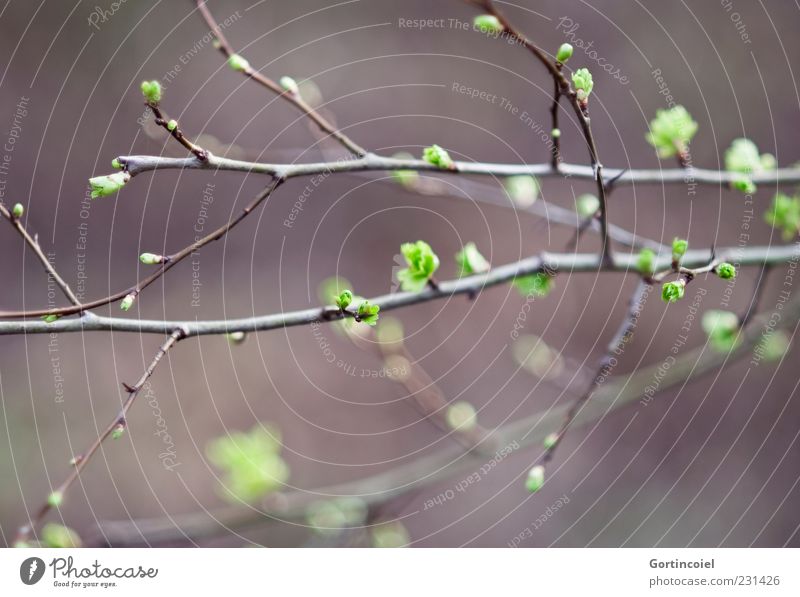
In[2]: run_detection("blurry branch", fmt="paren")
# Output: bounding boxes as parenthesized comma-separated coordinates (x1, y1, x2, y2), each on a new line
(194, 0, 366, 157)
(94, 285, 796, 546)
(1, 244, 795, 336)
(114, 152, 800, 187)
(15, 329, 185, 546)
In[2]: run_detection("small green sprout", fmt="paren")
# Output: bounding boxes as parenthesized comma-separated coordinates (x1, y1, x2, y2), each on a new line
(556, 43, 573, 63)
(111, 423, 125, 440)
(636, 248, 656, 276)
(42, 314, 60, 324)
(702, 310, 740, 353)
(47, 491, 63, 508)
(356, 301, 380, 326)
(11, 203, 24, 219)
(139, 252, 165, 265)
(140, 80, 162, 104)
(422, 144, 454, 169)
(765, 193, 800, 240)
(279, 75, 299, 95)
(119, 293, 136, 311)
(455, 242, 490, 276)
(645, 106, 698, 159)
(716, 262, 736, 280)
(572, 68, 593, 103)
(724, 138, 776, 194)
(166, 119, 178, 132)
(525, 465, 545, 493)
(335, 289, 353, 311)
(543, 433, 558, 450)
(473, 14, 503, 34)
(513, 272, 553, 298)
(111, 158, 122, 169)
(227, 53, 250, 72)
(672, 238, 688, 263)
(575, 193, 600, 218)
(89, 172, 130, 199)
(227, 331, 246, 345)
(662, 279, 686, 303)
(445, 401, 478, 431)
(505, 175, 539, 206)
(397, 241, 440, 292)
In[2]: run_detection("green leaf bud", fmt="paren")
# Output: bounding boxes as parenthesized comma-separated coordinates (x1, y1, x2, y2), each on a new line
(11, 203, 24, 219)
(671, 237, 688, 263)
(765, 193, 800, 240)
(371, 521, 410, 548)
(645, 106, 698, 159)
(572, 68, 593, 103)
(335, 289, 353, 311)
(422, 144, 454, 169)
(227, 53, 250, 72)
(398, 240, 440, 292)
(111, 423, 125, 440)
(759, 330, 791, 362)
(390, 151, 419, 187)
(119, 293, 136, 311)
(636, 248, 656, 276)
(661, 279, 686, 303)
(525, 465, 545, 493)
(42, 314, 60, 324)
(716, 262, 736, 280)
(111, 158, 122, 170)
(556, 43, 573, 63)
(356, 300, 380, 326)
(513, 272, 553, 298)
(139, 252, 165, 265)
(551, 128, 561, 138)
(279, 75, 299, 95)
(140, 80, 162, 104)
(575, 193, 600, 218)
(227, 331, 247, 345)
(47, 491, 63, 508)
(473, 14, 503, 34)
(543, 433, 558, 450)
(702, 310, 740, 353)
(166, 119, 178, 132)
(455, 242, 490, 276)
(89, 171, 130, 199)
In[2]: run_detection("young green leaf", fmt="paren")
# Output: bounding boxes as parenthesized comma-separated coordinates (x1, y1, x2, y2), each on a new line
(397, 241, 440, 292)
(455, 242, 490, 276)
(42, 523, 82, 548)
(716, 262, 736, 280)
(335, 289, 353, 311)
(661, 279, 686, 303)
(556, 43, 573, 63)
(89, 172, 130, 199)
(572, 68, 593, 103)
(513, 272, 554, 297)
(140, 80, 162, 104)
(645, 106, 698, 159)
(356, 300, 380, 326)
(724, 138, 775, 194)
(765, 193, 800, 240)
(702, 310, 740, 353)
(672, 238, 688, 263)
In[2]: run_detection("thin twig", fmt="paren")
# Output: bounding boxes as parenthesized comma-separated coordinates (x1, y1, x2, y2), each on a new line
(1, 244, 796, 336)
(14, 328, 185, 545)
(194, 0, 366, 157)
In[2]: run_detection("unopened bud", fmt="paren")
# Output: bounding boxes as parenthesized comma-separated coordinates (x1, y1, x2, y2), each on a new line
(166, 119, 178, 132)
(11, 203, 24, 219)
(525, 465, 545, 493)
(556, 43, 573, 63)
(227, 53, 250, 72)
(280, 76, 299, 95)
(139, 252, 165, 265)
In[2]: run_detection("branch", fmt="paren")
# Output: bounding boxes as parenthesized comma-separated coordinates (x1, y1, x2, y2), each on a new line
(194, 0, 366, 157)
(115, 152, 800, 187)
(14, 329, 185, 545)
(2, 244, 796, 336)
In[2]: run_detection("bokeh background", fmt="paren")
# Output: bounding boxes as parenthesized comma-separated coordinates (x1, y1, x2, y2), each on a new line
(1, 0, 799, 547)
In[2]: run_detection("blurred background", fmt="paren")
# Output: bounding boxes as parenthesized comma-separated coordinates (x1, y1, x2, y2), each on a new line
(1, 0, 799, 547)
